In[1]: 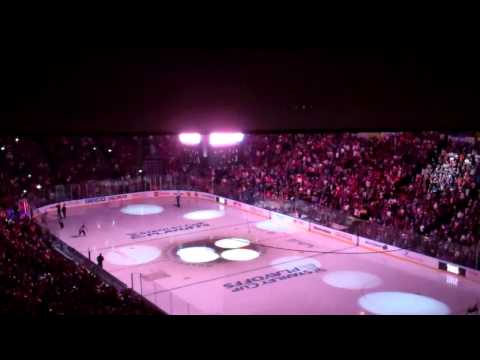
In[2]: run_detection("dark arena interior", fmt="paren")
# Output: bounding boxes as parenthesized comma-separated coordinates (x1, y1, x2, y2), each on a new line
(1, 48, 480, 316)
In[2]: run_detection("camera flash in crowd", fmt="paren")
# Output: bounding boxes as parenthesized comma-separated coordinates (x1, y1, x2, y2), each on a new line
(1, 146, 5, 151)
(108, 148, 112, 153)
(15, 137, 19, 143)
(36, 184, 42, 190)
(138, 169, 143, 174)
(27, 174, 32, 178)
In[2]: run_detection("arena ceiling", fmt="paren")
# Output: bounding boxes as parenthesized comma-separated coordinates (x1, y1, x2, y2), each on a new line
(2, 47, 479, 134)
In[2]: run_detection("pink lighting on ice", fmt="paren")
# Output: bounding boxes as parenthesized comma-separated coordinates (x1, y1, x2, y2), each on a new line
(183, 210, 224, 220)
(106, 245, 161, 266)
(179, 133, 202, 145)
(209, 132, 244, 147)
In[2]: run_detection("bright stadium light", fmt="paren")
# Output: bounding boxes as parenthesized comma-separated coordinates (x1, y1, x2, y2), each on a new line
(209, 132, 244, 147)
(179, 133, 202, 145)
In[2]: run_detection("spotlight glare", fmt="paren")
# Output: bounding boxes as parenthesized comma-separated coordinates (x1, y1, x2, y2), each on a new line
(322, 271, 382, 290)
(209, 132, 244, 147)
(120, 204, 164, 216)
(215, 238, 251, 249)
(179, 133, 202, 145)
(358, 292, 450, 315)
(221, 248, 260, 261)
(184, 210, 224, 220)
(177, 247, 219, 263)
(256, 219, 294, 233)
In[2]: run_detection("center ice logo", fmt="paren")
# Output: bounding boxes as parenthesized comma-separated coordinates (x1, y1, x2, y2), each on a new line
(224, 263, 323, 292)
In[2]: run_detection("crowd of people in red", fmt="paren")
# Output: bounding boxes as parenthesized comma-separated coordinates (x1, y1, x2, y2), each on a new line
(0, 136, 141, 205)
(1, 132, 479, 314)
(0, 215, 161, 315)
(177, 132, 480, 267)
(0, 136, 160, 315)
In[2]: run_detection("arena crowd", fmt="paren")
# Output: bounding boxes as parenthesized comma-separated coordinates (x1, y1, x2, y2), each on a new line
(0, 136, 159, 315)
(173, 132, 480, 268)
(1, 132, 479, 314)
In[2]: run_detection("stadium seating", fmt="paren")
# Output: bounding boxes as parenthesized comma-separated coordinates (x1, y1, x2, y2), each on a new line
(1, 133, 479, 313)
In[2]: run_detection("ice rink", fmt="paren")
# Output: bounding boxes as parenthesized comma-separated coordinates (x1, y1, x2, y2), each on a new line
(44, 196, 480, 315)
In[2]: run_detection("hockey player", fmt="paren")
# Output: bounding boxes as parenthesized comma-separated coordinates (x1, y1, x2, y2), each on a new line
(78, 224, 87, 237)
